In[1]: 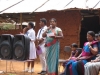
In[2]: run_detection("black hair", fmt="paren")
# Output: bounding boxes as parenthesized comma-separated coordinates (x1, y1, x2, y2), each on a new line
(50, 18, 57, 22)
(87, 31, 95, 38)
(71, 43, 78, 48)
(40, 18, 47, 25)
(95, 34, 99, 37)
(28, 22, 34, 29)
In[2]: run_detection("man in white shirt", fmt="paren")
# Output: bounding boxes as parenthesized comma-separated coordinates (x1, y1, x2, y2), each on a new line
(37, 18, 47, 75)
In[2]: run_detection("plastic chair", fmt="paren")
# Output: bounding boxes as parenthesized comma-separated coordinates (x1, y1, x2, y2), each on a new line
(76, 48, 82, 55)
(59, 46, 71, 73)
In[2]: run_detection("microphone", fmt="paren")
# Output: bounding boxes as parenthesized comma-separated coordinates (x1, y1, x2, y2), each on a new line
(50, 25, 52, 28)
(47, 25, 52, 30)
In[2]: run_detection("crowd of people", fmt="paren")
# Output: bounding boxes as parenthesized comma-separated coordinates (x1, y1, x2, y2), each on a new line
(60, 31, 100, 75)
(21, 18, 63, 75)
(20, 17, 100, 75)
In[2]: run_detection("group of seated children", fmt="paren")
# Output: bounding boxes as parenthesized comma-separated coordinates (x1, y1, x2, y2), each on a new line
(61, 31, 100, 75)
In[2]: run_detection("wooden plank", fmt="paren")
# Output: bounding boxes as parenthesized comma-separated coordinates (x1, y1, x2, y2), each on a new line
(20, 13, 22, 29)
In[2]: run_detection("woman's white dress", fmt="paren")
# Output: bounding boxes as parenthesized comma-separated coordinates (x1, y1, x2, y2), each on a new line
(27, 28, 37, 59)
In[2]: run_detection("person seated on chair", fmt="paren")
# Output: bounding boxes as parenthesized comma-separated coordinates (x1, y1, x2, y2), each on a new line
(95, 33, 100, 54)
(62, 43, 81, 68)
(84, 33, 100, 75)
(61, 31, 98, 75)
(95, 33, 99, 41)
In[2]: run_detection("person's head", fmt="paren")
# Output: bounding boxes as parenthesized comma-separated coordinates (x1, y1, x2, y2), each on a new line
(95, 34, 99, 41)
(87, 31, 95, 42)
(50, 18, 57, 28)
(23, 27, 29, 34)
(71, 43, 78, 51)
(39, 18, 47, 27)
(27, 22, 34, 29)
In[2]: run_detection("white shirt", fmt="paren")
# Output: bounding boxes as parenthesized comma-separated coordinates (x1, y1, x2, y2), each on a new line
(37, 25, 47, 45)
(28, 28, 36, 41)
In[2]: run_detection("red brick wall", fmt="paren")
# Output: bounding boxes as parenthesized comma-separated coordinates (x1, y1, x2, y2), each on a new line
(0, 29, 22, 35)
(1, 10, 100, 59)
(35, 10, 82, 58)
(0, 10, 82, 59)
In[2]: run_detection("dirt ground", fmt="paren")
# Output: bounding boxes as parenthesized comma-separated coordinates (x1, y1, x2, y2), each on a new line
(0, 60, 100, 75)
(0, 60, 63, 75)
(0, 53, 65, 75)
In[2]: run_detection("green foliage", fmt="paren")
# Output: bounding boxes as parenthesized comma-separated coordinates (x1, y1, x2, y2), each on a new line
(0, 24, 15, 30)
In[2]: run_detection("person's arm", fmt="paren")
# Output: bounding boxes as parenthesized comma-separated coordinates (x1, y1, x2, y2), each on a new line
(42, 30, 47, 38)
(76, 51, 95, 60)
(66, 51, 73, 61)
(42, 26, 51, 38)
(28, 31, 35, 42)
(91, 59, 100, 62)
(37, 38, 44, 45)
(89, 43, 98, 55)
(77, 53, 82, 58)
(55, 31, 63, 39)
(37, 30, 45, 45)
(20, 32, 23, 34)
(74, 51, 79, 57)
(78, 55, 94, 60)
(50, 29, 63, 39)
(91, 56, 100, 62)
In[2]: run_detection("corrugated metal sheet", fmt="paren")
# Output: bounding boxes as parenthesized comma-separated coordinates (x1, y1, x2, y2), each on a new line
(0, 0, 23, 13)
(64, 0, 86, 9)
(1, 0, 48, 13)
(86, 0, 100, 8)
(1, 0, 100, 13)
(35, 0, 71, 12)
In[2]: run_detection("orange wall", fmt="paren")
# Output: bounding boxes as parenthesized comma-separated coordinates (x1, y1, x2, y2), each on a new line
(35, 10, 82, 58)
(0, 10, 82, 59)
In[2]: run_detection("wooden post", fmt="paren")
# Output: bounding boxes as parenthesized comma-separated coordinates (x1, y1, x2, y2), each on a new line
(20, 13, 22, 29)
(78, 24, 81, 47)
(15, 22, 16, 29)
(77, 10, 82, 47)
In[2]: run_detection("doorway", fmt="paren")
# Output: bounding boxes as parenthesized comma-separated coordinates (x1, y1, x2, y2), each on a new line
(80, 15, 100, 48)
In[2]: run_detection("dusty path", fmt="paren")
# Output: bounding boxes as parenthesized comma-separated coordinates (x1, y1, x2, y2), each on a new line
(0, 60, 63, 75)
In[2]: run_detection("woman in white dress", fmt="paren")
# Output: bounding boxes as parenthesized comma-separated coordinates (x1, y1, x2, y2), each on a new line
(24, 22, 37, 73)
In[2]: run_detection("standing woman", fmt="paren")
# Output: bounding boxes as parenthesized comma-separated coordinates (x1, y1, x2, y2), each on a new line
(43, 18, 63, 75)
(24, 22, 37, 73)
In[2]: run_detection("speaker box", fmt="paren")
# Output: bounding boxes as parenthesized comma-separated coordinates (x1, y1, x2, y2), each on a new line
(13, 34, 30, 61)
(0, 35, 1, 41)
(0, 34, 14, 59)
